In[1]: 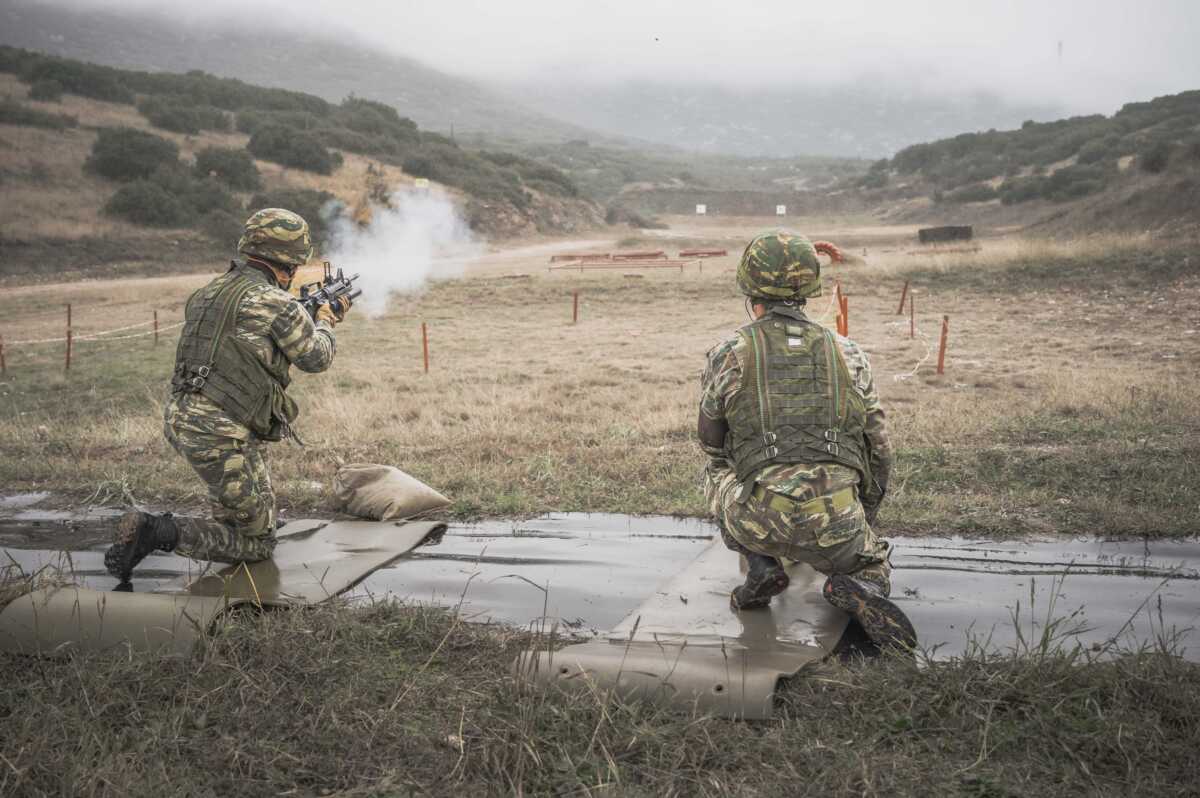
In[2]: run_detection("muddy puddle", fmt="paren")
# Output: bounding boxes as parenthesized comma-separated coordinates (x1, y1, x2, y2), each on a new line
(2, 502, 1197, 660)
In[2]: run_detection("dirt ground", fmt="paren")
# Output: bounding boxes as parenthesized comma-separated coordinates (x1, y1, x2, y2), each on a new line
(1, 216, 1198, 539)
(2, 216, 1199, 797)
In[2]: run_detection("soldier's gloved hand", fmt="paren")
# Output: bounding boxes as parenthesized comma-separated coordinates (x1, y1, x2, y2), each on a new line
(315, 303, 340, 327)
(333, 295, 352, 321)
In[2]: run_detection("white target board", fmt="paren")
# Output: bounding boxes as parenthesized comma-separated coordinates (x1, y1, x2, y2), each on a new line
(776, 205, 787, 216)
(414, 178, 430, 190)
(696, 204, 707, 215)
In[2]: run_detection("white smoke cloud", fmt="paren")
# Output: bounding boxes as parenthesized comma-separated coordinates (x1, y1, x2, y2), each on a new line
(323, 187, 479, 318)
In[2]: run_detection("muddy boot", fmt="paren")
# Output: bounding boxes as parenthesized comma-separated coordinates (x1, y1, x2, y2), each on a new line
(730, 552, 790, 611)
(822, 574, 917, 654)
(104, 511, 178, 584)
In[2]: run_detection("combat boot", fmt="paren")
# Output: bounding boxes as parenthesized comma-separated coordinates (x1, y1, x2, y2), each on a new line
(730, 552, 790, 610)
(822, 574, 917, 654)
(104, 511, 178, 583)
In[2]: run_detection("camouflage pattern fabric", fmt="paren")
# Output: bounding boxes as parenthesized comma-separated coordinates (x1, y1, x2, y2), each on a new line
(237, 208, 314, 267)
(163, 422, 277, 564)
(736, 230, 822, 300)
(699, 307, 895, 593)
(159, 257, 337, 564)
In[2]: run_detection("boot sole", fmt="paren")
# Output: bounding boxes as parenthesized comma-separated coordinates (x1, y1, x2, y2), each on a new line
(823, 575, 917, 652)
(730, 569, 791, 611)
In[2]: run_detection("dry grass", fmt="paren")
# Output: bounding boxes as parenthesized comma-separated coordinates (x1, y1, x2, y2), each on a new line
(0, 597, 1197, 796)
(1, 230, 1197, 536)
(0, 73, 382, 255)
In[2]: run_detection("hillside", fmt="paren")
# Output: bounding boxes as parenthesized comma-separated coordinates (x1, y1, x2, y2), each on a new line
(507, 80, 1062, 159)
(854, 89, 1200, 235)
(0, 0, 598, 145)
(0, 50, 602, 280)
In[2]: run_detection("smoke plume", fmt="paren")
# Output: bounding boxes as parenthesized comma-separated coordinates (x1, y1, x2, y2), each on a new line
(324, 187, 478, 317)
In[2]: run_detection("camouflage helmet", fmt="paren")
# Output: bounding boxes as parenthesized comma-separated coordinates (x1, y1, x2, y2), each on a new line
(736, 230, 822, 301)
(237, 208, 313, 268)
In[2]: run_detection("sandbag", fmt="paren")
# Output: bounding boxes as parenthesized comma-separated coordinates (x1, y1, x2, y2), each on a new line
(334, 463, 451, 521)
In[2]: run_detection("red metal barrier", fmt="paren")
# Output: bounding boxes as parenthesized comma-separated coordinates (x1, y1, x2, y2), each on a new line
(612, 251, 667, 261)
(679, 249, 728, 258)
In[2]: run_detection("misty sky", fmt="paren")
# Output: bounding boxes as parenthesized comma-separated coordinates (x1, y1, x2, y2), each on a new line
(54, 0, 1200, 112)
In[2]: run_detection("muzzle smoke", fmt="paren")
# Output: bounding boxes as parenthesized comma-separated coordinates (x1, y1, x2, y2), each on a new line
(323, 187, 478, 317)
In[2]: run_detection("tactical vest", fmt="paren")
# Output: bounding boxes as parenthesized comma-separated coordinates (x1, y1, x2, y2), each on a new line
(727, 308, 869, 485)
(170, 264, 298, 440)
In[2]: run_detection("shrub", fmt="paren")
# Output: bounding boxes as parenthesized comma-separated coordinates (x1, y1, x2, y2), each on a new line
(198, 209, 243, 243)
(0, 99, 77, 130)
(86, 127, 179, 181)
(248, 188, 342, 247)
(103, 180, 190, 226)
(236, 110, 324, 135)
(138, 96, 231, 134)
(999, 177, 1045, 205)
(1139, 141, 1171, 174)
(28, 79, 63, 102)
(149, 166, 240, 216)
(945, 183, 999, 203)
(23, 58, 134, 103)
(247, 125, 342, 174)
(194, 147, 261, 191)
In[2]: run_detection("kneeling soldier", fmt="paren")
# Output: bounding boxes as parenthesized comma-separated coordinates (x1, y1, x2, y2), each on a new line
(698, 230, 916, 653)
(106, 208, 352, 584)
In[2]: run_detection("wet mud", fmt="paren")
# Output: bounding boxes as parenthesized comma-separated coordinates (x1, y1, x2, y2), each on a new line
(2, 498, 1196, 660)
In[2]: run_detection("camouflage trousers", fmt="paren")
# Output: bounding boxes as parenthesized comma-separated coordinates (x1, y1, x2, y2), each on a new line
(704, 463, 892, 594)
(163, 425, 278, 565)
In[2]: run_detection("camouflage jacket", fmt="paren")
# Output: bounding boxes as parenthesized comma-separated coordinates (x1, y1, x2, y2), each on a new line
(699, 307, 893, 508)
(165, 262, 336, 441)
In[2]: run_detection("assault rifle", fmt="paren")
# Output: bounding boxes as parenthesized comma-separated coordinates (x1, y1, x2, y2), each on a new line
(299, 261, 362, 321)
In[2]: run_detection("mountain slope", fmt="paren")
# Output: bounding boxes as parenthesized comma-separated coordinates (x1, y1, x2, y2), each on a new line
(0, 0, 597, 145)
(505, 80, 1063, 159)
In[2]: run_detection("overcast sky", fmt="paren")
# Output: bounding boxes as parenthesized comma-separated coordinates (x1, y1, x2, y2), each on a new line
(54, 0, 1200, 112)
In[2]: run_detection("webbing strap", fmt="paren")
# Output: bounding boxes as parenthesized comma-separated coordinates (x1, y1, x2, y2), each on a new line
(749, 485, 857, 517)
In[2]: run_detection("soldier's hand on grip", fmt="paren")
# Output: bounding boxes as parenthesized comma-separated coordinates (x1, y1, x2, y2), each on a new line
(333, 295, 352, 321)
(315, 303, 340, 327)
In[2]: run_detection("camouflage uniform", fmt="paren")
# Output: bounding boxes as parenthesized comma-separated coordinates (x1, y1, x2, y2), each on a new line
(700, 318, 895, 592)
(164, 262, 336, 564)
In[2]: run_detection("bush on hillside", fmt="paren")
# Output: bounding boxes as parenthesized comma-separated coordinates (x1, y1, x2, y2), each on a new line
(1139, 141, 1171, 174)
(0, 99, 77, 130)
(248, 188, 342, 247)
(194, 147, 261, 190)
(247, 125, 342, 175)
(138, 96, 231, 135)
(22, 57, 134, 104)
(86, 127, 179, 181)
(999, 177, 1044, 205)
(236, 109, 323, 136)
(28, 79, 63, 102)
(149, 166, 241, 216)
(198, 209, 244, 243)
(103, 180, 191, 227)
(336, 96, 419, 142)
(945, 183, 999, 203)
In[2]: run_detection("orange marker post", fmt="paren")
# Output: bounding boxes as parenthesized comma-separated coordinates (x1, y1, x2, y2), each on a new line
(937, 315, 950, 375)
(909, 291, 916, 339)
(421, 322, 430, 374)
(0, 335, 6, 375)
(572, 291, 579, 324)
(153, 310, 159, 345)
(840, 295, 849, 336)
(897, 280, 910, 315)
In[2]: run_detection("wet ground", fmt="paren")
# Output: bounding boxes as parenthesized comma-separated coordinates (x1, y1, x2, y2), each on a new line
(2, 498, 1197, 660)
